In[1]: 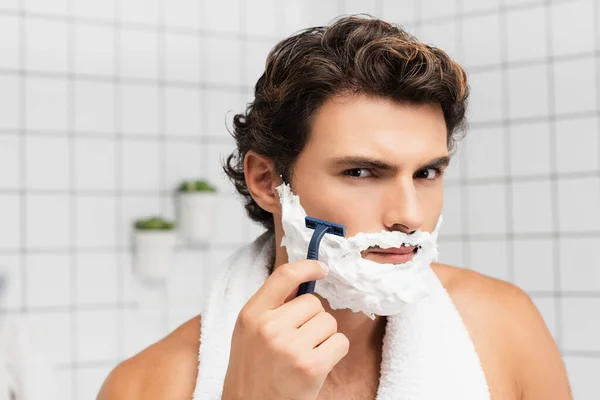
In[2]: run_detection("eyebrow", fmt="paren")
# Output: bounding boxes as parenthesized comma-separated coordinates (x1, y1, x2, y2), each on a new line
(327, 155, 451, 172)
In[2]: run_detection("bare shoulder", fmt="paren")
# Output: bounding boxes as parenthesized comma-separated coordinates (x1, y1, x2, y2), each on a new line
(432, 264, 572, 400)
(97, 315, 201, 400)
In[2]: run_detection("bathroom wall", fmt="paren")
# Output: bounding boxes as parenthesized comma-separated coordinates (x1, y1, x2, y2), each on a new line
(0, 0, 597, 398)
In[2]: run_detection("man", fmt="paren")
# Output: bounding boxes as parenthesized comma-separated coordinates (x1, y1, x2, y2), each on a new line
(99, 16, 571, 399)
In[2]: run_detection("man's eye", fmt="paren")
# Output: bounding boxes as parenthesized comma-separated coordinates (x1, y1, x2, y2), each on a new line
(344, 168, 373, 178)
(415, 168, 441, 180)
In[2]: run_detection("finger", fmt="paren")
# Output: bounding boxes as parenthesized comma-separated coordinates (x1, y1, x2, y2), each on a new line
(248, 260, 328, 311)
(295, 311, 338, 349)
(269, 294, 324, 329)
(312, 332, 350, 372)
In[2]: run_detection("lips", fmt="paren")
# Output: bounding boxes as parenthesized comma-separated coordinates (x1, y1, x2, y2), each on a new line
(363, 245, 420, 264)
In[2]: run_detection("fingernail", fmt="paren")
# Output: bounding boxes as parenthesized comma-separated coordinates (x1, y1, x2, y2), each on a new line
(318, 261, 329, 273)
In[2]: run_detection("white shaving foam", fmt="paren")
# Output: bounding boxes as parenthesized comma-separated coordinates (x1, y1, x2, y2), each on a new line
(277, 183, 442, 318)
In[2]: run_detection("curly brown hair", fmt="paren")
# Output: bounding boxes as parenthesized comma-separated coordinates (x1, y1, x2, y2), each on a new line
(224, 15, 469, 231)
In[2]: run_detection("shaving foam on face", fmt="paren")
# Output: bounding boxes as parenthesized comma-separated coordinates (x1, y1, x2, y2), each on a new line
(276, 183, 442, 319)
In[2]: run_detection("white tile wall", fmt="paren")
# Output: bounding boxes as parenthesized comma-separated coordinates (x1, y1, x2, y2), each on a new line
(1, 0, 597, 398)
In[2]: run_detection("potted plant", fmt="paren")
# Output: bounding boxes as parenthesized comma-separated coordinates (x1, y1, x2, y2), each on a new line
(132, 216, 177, 281)
(176, 179, 217, 244)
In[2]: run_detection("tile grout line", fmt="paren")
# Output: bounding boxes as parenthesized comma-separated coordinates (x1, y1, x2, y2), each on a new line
(19, 0, 28, 317)
(544, 0, 563, 349)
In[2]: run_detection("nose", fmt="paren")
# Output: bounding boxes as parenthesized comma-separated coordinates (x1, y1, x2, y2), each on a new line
(382, 178, 424, 234)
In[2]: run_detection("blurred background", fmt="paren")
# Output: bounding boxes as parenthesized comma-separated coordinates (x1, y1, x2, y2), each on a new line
(0, 0, 598, 398)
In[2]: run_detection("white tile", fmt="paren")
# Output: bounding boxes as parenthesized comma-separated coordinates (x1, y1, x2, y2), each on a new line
(75, 366, 113, 400)
(464, 126, 505, 179)
(461, 0, 499, 13)
(119, 0, 159, 25)
(504, 0, 542, 5)
(436, 240, 464, 267)
(564, 356, 600, 400)
(0, 75, 20, 129)
(0, 134, 19, 189)
(25, 254, 70, 307)
(558, 177, 600, 232)
(212, 195, 248, 245)
(205, 37, 242, 86)
(281, 0, 313, 36)
(551, 0, 594, 56)
(562, 298, 600, 351)
(168, 250, 204, 301)
(467, 70, 503, 123)
(206, 247, 237, 295)
(75, 254, 118, 305)
(0, 255, 21, 310)
(244, 40, 273, 88)
(559, 238, 600, 292)
(26, 194, 70, 248)
(246, 219, 267, 241)
(25, 18, 68, 72)
(120, 139, 161, 190)
(0, 195, 20, 250)
(203, 0, 240, 34)
(165, 87, 201, 137)
(555, 117, 599, 173)
(530, 297, 556, 340)
(74, 23, 115, 76)
(462, 14, 501, 68)
(74, 80, 115, 133)
(74, 138, 116, 190)
(419, 20, 458, 61)
(54, 369, 72, 400)
(121, 84, 159, 135)
(205, 90, 242, 137)
(467, 183, 507, 235)
(310, 0, 340, 26)
(381, 0, 416, 23)
(470, 240, 509, 281)
(342, 0, 378, 17)
(0, 15, 19, 69)
(441, 185, 462, 235)
(508, 121, 551, 176)
(420, 0, 457, 20)
(118, 195, 161, 246)
(122, 308, 166, 358)
(245, 0, 279, 37)
(505, 6, 547, 62)
(447, 142, 466, 182)
(25, 77, 68, 131)
(165, 142, 202, 191)
(75, 196, 117, 248)
(25, 135, 70, 190)
(73, 0, 115, 20)
(119, 29, 159, 79)
(27, 311, 71, 365)
(508, 64, 549, 120)
(513, 238, 554, 292)
(553, 58, 596, 115)
(25, 0, 67, 15)
(76, 310, 119, 362)
(206, 140, 237, 194)
(164, 0, 201, 29)
(511, 180, 553, 233)
(0, 0, 18, 11)
(165, 33, 201, 83)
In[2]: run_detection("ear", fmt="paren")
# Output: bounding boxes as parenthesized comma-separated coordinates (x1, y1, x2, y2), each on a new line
(244, 151, 282, 215)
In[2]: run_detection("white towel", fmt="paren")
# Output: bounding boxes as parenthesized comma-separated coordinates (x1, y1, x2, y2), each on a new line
(194, 232, 490, 399)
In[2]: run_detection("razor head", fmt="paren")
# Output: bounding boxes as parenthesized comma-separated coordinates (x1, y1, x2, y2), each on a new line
(305, 216, 346, 237)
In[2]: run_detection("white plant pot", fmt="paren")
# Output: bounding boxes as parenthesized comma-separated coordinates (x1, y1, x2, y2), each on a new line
(177, 192, 217, 244)
(133, 230, 177, 281)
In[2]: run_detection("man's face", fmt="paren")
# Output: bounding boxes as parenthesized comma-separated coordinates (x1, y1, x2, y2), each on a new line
(282, 95, 449, 264)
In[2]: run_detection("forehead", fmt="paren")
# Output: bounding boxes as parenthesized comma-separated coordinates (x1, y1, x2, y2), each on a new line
(305, 95, 449, 161)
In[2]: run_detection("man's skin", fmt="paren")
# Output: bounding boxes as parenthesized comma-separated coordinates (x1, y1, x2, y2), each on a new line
(98, 95, 572, 399)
